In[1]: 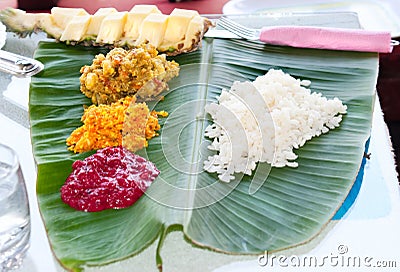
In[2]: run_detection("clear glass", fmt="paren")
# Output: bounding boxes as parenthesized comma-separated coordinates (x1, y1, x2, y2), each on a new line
(0, 143, 30, 271)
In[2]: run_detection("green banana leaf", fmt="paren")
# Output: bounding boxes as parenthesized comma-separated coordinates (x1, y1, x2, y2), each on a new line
(30, 38, 377, 271)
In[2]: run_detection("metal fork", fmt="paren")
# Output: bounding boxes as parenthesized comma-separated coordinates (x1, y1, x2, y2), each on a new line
(217, 16, 398, 53)
(217, 17, 262, 41)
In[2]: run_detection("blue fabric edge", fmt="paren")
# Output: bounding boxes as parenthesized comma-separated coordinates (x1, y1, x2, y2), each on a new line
(332, 137, 370, 220)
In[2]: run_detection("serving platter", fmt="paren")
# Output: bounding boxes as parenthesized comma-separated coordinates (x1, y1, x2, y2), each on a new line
(28, 14, 377, 272)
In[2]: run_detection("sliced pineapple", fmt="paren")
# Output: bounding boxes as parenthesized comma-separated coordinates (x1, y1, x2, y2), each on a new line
(0, 8, 63, 39)
(60, 15, 91, 42)
(0, 8, 40, 37)
(181, 16, 206, 53)
(124, 5, 161, 41)
(50, 7, 88, 29)
(0, 6, 213, 55)
(86, 8, 117, 37)
(159, 8, 199, 51)
(38, 14, 64, 39)
(135, 13, 169, 48)
(96, 12, 127, 44)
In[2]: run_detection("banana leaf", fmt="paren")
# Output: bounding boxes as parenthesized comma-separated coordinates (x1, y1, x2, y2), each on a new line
(30, 38, 377, 271)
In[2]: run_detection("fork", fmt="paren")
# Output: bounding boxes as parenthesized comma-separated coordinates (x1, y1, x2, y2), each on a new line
(217, 16, 397, 53)
(218, 17, 262, 41)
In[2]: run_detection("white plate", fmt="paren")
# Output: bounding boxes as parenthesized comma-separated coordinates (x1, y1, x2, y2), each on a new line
(223, 0, 400, 37)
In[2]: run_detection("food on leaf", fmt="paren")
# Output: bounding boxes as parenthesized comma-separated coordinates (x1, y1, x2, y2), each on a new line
(122, 103, 168, 153)
(61, 146, 160, 212)
(66, 96, 167, 153)
(204, 69, 347, 182)
(0, 5, 213, 55)
(79, 45, 179, 105)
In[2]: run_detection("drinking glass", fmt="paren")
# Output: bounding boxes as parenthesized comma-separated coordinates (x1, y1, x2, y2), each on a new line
(0, 143, 30, 271)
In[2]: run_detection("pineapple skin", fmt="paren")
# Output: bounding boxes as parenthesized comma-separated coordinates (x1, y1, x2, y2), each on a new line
(0, 7, 213, 55)
(0, 8, 40, 37)
(0, 8, 64, 39)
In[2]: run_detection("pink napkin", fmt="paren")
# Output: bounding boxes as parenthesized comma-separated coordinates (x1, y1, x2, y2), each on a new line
(259, 26, 393, 53)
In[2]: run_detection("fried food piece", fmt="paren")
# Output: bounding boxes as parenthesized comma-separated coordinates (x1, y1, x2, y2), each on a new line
(122, 102, 149, 152)
(79, 44, 179, 105)
(66, 96, 166, 153)
(122, 102, 168, 152)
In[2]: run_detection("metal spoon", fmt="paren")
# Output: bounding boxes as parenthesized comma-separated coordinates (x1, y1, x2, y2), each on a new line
(0, 49, 43, 77)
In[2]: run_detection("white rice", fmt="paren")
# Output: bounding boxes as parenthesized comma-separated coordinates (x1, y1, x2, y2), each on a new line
(203, 69, 347, 182)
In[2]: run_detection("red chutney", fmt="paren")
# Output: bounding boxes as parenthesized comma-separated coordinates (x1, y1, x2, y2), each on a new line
(61, 146, 159, 212)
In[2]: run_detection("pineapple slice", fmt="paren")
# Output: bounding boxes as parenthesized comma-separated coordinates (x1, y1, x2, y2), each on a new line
(183, 16, 206, 52)
(159, 8, 199, 51)
(0, 8, 46, 37)
(38, 14, 64, 39)
(0, 8, 63, 39)
(135, 13, 169, 48)
(96, 12, 127, 44)
(0, 8, 35, 34)
(124, 5, 161, 41)
(0, 7, 213, 55)
(86, 8, 117, 37)
(50, 7, 88, 29)
(60, 15, 91, 42)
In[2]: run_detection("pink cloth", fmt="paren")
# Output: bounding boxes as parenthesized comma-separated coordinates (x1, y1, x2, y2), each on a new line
(259, 26, 393, 53)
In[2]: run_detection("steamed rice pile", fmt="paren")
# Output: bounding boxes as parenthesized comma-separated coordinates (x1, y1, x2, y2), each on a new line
(203, 69, 347, 182)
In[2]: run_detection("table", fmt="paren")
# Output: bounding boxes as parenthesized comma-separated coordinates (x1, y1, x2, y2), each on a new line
(1, 16, 400, 272)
